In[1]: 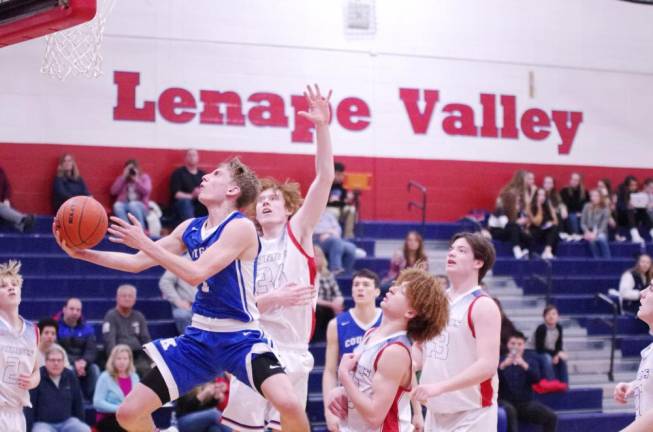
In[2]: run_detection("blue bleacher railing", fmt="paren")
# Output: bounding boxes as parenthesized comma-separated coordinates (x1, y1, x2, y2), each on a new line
(407, 180, 427, 229)
(596, 293, 619, 382)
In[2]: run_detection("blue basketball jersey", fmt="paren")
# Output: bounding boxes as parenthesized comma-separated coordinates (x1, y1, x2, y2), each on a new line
(336, 308, 382, 360)
(182, 211, 259, 322)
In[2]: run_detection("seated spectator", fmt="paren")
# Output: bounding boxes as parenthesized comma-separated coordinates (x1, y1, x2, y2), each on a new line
(52, 154, 90, 212)
(313, 245, 344, 342)
(581, 189, 612, 258)
(176, 379, 231, 432)
(37, 318, 69, 368)
(597, 178, 620, 238)
(159, 257, 197, 335)
(28, 345, 90, 432)
(110, 159, 151, 228)
(170, 149, 207, 224)
(102, 284, 152, 377)
(383, 230, 429, 287)
(326, 161, 357, 239)
(646, 178, 653, 223)
(528, 188, 559, 260)
(534, 305, 569, 388)
(490, 170, 533, 259)
(314, 209, 357, 274)
(619, 254, 653, 313)
(499, 332, 558, 432)
(494, 298, 518, 357)
(93, 344, 139, 432)
(435, 274, 450, 291)
(525, 171, 537, 205)
(0, 166, 33, 232)
(543, 175, 569, 239)
(616, 175, 653, 244)
(57, 298, 100, 400)
(560, 172, 588, 236)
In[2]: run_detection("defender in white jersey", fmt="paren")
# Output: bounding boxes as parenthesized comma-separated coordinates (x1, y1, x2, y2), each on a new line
(615, 282, 653, 432)
(221, 84, 335, 431)
(328, 268, 449, 432)
(413, 232, 501, 432)
(0, 261, 41, 432)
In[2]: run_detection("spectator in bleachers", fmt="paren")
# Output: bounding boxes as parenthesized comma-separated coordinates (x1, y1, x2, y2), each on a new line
(169, 149, 207, 224)
(102, 284, 152, 377)
(498, 332, 558, 432)
(528, 188, 559, 260)
(597, 178, 620, 240)
(543, 176, 569, 240)
(52, 154, 90, 212)
(326, 161, 356, 239)
(158, 259, 197, 335)
(534, 305, 569, 389)
(494, 298, 518, 357)
(57, 298, 100, 400)
(0, 166, 34, 232)
(176, 379, 231, 432)
(314, 209, 357, 274)
(581, 189, 612, 258)
(322, 269, 382, 432)
(491, 170, 533, 259)
(560, 172, 588, 237)
(110, 159, 151, 229)
(383, 230, 429, 287)
(93, 344, 139, 432)
(37, 317, 68, 368)
(619, 254, 653, 314)
(616, 175, 653, 244)
(645, 178, 653, 223)
(435, 274, 450, 291)
(313, 245, 344, 342)
(28, 345, 90, 432)
(525, 171, 537, 205)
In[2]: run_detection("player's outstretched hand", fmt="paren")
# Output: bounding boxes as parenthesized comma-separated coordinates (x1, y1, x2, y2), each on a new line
(298, 84, 332, 126)
(108, 214, 152, 250)
(52, 220, 86, 259)
(614, 382, 633, 404)
(327, 386, 349, 420)
(278, 283, 317, 307)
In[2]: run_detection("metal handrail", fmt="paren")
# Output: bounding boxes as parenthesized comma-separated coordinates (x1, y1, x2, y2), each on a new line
(407, 180, 427, 227)
(596, 293, 619, 382)
(530, 254, 553, 305)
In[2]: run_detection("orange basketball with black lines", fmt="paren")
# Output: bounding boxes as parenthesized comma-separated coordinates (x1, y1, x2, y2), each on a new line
(55, 196, 108, 249)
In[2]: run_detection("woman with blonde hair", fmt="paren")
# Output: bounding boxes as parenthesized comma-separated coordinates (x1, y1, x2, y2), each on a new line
(52, 154, 90, 211)
(384, 230, 430, 287)
(93, 344, 139, 432)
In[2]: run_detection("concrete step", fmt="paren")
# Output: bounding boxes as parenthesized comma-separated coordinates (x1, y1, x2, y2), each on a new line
(568, 357, 640, 374)
(570, 371, 635, 386)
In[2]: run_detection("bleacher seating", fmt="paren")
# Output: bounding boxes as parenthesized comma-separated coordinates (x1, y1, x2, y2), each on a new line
(1, 217, 649, 430)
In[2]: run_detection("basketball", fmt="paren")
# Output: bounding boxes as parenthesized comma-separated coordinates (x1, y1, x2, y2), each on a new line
(55, 196, 108, 249)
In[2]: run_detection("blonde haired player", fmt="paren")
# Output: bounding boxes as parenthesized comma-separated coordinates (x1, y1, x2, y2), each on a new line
(327, 268, 449, 431)
(0, 260, 41, 431)
(221, 84, 335, 431)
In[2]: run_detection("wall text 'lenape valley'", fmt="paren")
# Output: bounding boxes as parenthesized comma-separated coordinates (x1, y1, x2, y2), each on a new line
(113, 71, 583, 154)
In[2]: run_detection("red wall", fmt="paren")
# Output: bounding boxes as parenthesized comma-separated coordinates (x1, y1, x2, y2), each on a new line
(2, 142, 652, 221)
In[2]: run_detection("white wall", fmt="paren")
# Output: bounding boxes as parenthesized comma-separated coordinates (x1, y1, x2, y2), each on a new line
(1, 0, 652, 168)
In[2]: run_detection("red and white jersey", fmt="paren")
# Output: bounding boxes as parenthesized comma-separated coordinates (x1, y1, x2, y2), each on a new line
(420, 286, 498, 414)
(634, 341, 653, 418)
(0, 316, 39, 409)
(257, 223, 317, 351)
(341, 330, 413, 432)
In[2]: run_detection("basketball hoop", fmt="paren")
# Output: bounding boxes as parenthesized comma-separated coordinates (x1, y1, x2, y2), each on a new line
(40, 0, 115, 80)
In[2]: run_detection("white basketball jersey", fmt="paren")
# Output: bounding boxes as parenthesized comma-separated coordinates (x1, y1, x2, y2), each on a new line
(257, 223, 316, 351)
(341, 330, 413, 432)
(0, 317, 39, 409)
(420, 286, 498, 414)
(634, 341, 653, 418)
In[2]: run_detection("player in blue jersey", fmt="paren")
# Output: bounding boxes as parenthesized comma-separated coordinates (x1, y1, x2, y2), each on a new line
(53, 152, 315, 429)
(322, 269, 382, 431)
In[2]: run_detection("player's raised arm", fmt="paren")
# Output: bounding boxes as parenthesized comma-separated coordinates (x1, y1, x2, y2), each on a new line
(109, 214, 257, 286)
(53, 219, 189, 273)
(290, 84, 335, 241)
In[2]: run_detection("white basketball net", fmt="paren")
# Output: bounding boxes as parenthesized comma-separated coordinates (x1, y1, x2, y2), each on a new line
(40, 0, 116, 80)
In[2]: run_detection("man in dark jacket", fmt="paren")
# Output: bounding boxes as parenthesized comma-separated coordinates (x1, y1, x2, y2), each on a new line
(498, 332, 558, 432)
(57, 298, 99, 400)
(27, 345, 90, 432)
